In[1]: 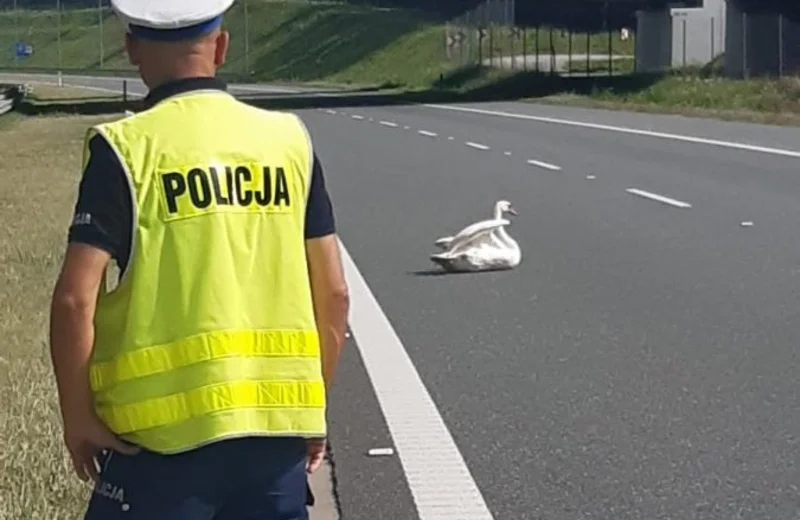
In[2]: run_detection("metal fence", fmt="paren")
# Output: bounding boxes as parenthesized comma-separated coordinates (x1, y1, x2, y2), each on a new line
(725, 5, 800, 78)
(0, 0, 796, 81)
(0, 0, 254, 75)
(445, 0, 800, 79)
(0, 0, 638, 79)
(445, 0, 636, 77)
(0, 0, 132, 72)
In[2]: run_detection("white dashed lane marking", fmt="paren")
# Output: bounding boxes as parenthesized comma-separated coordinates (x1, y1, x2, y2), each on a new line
(527, 159, 562, 171)
(324, 114, 705, 219)
(626, 188, 692, 209)
(465, 142, 490, 151)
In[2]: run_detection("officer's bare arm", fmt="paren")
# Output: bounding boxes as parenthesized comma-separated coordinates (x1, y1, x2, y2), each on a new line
(306, 235, 349, 389)
(49, 243, 111, 423)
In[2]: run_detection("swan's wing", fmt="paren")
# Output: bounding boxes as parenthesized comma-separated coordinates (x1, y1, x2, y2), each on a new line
(447, 218, 505, 245)
(446, 219, 510, 254)
(449, 218, 510, 245)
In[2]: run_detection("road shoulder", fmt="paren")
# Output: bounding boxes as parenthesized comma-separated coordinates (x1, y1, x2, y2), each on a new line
(309, 459, 339, 520)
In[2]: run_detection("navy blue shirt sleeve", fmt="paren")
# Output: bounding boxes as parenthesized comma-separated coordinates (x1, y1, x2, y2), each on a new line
(68, 135, 133, 269)
(304, 153, 336, 239)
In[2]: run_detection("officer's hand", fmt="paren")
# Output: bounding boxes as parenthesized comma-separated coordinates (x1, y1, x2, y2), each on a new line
(306, 438, 326, 474)
(63, 411, 140, 483)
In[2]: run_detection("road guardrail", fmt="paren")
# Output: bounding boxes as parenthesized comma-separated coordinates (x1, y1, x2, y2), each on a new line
(0, 84, 29, 116)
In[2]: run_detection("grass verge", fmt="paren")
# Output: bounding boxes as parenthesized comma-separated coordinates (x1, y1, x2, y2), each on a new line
(533, 74, 800, 126)
(0, 111, 22, 129)
(0, 113, 118, 520)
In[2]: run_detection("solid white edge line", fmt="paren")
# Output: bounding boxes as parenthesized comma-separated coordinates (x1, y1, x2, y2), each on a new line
(465, 141, 490, 150)
(424, 104, 800, 159)
(527, 159, 562, 171)
(380, 120, 399, 128)
(418, 130, 438, 137)
(339, 239, 494, 520)
(626, 188, 692, 208)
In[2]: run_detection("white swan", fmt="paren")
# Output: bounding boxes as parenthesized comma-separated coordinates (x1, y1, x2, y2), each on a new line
(429, 201, 521, 272)
(434, 200, 518, 251)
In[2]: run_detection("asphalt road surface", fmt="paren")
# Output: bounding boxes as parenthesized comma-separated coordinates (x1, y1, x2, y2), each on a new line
(3, 73, 800, 520)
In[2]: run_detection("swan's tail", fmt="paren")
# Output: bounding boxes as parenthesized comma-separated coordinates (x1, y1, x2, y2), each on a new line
(430, 252, 455, 269)
(434, 236, 453, 250)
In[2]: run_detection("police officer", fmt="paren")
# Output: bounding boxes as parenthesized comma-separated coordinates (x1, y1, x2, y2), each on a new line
(48, 0, 350, 517)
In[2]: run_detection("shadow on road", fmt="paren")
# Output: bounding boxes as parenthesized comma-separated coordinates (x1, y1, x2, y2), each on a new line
(408, 266, 520, 277)
(408, 269, 455, 277)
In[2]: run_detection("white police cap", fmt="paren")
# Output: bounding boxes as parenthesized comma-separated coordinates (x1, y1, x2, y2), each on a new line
(111, 0, 234, 41)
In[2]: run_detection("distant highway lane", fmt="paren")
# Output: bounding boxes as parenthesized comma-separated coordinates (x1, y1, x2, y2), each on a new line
(4, 72, 800, 520)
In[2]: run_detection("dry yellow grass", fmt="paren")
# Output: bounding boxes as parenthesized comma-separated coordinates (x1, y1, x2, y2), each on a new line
(0, 113, 120, 520)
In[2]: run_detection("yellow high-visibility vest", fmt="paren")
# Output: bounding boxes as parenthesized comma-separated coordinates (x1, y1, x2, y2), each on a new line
(86, 89, 326, 454)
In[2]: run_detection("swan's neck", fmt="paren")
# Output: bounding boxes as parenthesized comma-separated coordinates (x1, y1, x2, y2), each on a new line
(493, 205, 503, 220)
(495, 225, 518, 249)
(495, 224, 511, 242)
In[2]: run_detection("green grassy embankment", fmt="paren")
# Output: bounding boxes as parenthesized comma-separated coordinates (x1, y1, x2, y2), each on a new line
(0, 1, 632, 89)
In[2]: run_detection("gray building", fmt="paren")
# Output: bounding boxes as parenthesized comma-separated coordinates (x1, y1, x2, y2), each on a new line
(635, 0, 726, 72)
(635, 0, 797, 77)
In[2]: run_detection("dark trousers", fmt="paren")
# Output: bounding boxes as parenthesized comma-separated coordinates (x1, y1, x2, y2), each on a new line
(84, 437, 310, 520)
